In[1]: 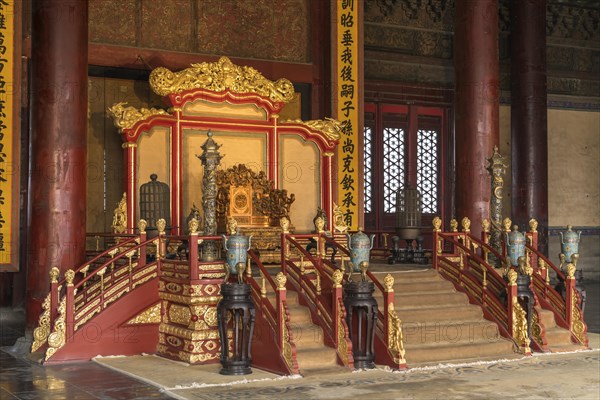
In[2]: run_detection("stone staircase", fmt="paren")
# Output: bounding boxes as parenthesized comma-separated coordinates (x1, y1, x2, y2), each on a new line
(372, 269, 517, 366)
(266, 287, 343, 375)
(537, 307, 584, 352)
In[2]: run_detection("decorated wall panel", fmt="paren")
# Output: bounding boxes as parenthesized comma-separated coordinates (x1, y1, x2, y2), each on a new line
(279, 135, 320, 232)
(197, 0, 309, 62)
(89, 0, 310, 63)
(140, 0, 195, 52)
(89, 0, 137, 46)
(363, 0, 599, 102)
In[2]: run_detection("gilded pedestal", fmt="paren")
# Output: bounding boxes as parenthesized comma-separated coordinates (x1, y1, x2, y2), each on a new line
(157, 275, 224, 364)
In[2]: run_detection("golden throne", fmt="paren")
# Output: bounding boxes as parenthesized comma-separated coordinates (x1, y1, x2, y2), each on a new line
(216, 164, 295, 263)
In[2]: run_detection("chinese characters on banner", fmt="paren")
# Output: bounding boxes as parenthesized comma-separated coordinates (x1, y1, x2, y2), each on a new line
(336, 0, 359, 230)
(0, 0, 16, 270)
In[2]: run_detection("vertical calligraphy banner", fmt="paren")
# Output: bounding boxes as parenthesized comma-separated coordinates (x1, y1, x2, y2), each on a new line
(0, 0, 19, 271)
(335, 0, 360, 231)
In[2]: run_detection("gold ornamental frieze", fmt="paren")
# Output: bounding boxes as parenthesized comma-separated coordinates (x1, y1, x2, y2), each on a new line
(387, 303, 407, 365)
(31, 293, 52, 352)
(45, 298, 67, 361)
(159, 292, 222, 305)
(281, 307, 294, 370)
(164, 281, 183, 294)
(281, 117, 342, 141)
(531, 311, 544, 346)
(132, 272, 157, 289)
(126, 303, 161, 325)
(512, 297, 531, 354)
(159, 323, 221, 341)
(337, 301, 350, 366)
(149, 56, 295, 103)
(203, 306, 218, 327)
(168, 304, 192, 326)
(107, 102, 170, 131)
(133, 265, 157, 281)
(571, 291, 587, 345)
(166, 335, 183, 348)
(74, 298, 101, 322)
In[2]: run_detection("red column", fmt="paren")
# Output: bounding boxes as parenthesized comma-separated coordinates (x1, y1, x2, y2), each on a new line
(510, 0, 548, 255)
(27, 0, 88, 327)
(454, 0, 499, 239)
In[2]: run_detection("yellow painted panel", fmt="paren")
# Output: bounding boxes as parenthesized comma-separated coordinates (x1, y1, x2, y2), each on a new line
(280, 135, 320, 232)
(137, 127, 171, 218)
(182, 99, 267, 120)
(182, 130, 267, 220)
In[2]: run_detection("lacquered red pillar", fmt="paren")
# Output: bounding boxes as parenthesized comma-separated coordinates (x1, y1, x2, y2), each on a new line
(510, 0, 548, 254)
(454, 0, 499, 238)
(27, 0, 88, 327)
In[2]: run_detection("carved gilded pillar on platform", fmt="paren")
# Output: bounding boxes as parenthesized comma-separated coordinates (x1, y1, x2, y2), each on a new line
(198, 131, 222, 261)
(487, 146, 507, 264)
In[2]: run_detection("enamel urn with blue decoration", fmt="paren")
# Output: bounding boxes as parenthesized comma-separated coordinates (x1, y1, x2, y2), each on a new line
(222, 230, 252, 275)
(505, 225, 525, 267)
(347, 230, 375, 272)
(560, 225, 581, 263)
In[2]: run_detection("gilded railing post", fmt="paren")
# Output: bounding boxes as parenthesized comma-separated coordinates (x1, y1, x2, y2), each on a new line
(65, 270, 75, 342)
(138, 219, 147, 269)
(502, 217, 512, 259)
(564, 258, 582, 343)
(188, 218, 199, 280)
(156, 218, 167, 260)
(49, 267, 60, 324)
(280, 217, 290, 274)
(332, 269, 344, 346)
(432, 216, 442, 270)
(461, 217, 471, 250)
(382, 274, 394, 340)
(275, 272, 287, 347)
(315, 216, 325, 270)
(527, 218, 539, 270)
(481, 219, 490, 264)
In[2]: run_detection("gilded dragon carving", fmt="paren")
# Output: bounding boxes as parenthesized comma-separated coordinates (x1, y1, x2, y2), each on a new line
(107, 102, 169, 131)
(149, 56, 295, 103)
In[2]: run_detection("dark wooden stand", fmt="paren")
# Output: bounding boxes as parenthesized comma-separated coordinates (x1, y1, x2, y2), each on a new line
(344, 281, 378, 369)
(217, 283, 255, 375)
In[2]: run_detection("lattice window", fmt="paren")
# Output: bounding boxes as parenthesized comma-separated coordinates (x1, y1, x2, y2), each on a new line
(383, 127, 405, 213)
(417, 129, 438, 213)
(363, 126, 373, 214)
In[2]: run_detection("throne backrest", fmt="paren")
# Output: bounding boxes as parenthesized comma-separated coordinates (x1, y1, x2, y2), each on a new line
(216, 164, 294, 230)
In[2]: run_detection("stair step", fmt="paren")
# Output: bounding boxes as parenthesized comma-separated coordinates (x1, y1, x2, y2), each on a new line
(289, 323, 327, 350)
(295, 346, 338, 370)
(374, 292, 468, 308)
(386, 304, 484, 323)
(538, 308, 558, 329)
(544, 326, 573, 345)
(286, 304, 312, 324)
(371, 269, 440, 283)
(402, 320, 501, 346)
(405, 338, 516, 365)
